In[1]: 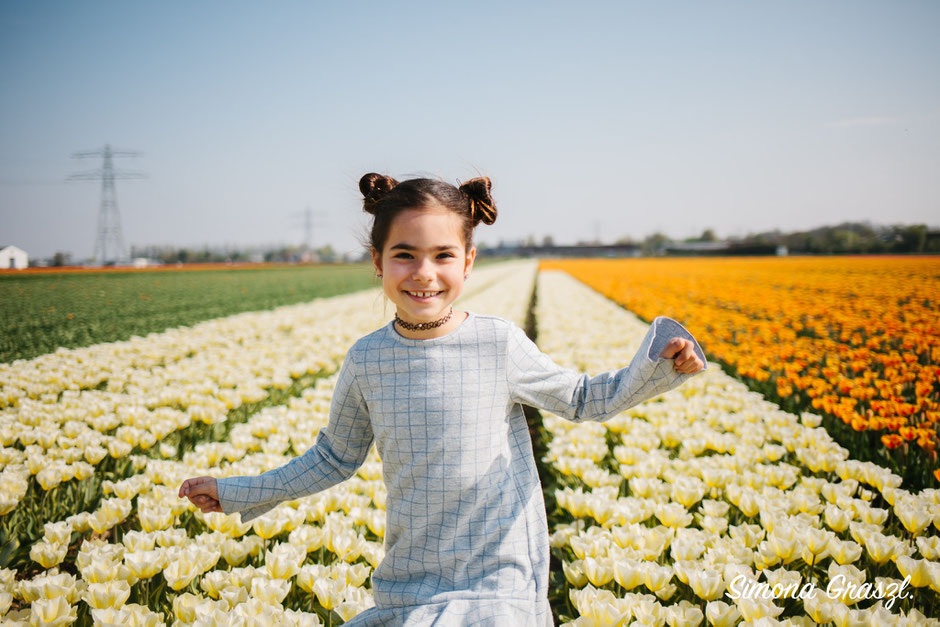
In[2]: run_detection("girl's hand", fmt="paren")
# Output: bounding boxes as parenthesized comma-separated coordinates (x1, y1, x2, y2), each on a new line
(659, 337, 705, 374)
(179, 476, 222, 514)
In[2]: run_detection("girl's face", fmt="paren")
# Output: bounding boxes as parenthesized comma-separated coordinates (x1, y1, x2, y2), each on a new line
(372, 206, 476, 335)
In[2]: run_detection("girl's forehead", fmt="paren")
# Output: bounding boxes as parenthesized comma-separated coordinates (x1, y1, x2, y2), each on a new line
(388, 207, 464, 238)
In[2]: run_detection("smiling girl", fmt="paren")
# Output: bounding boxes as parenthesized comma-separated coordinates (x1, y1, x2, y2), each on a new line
(180, 173, 707, 625)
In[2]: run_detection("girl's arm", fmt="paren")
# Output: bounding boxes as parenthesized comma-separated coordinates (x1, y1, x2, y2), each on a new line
(214, 352, 373, 522)
(507, 316, 707, 423)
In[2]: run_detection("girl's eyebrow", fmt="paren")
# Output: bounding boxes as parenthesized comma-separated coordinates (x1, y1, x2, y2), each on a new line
(389, 243, 458, 251)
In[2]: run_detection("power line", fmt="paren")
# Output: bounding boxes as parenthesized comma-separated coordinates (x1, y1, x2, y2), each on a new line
(67, 144, 147, 265)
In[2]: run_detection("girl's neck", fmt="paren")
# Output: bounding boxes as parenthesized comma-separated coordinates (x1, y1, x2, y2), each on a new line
(393, 310, 469, 340)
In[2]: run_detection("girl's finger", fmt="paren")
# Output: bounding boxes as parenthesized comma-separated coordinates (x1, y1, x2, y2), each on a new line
(659, 337, 685, 359)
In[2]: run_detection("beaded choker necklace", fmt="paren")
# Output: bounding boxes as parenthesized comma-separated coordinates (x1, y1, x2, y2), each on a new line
(395, 306, 454, 331)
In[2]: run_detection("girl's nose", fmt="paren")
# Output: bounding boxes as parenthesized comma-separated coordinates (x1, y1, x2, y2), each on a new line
(412, 257, 434, 282)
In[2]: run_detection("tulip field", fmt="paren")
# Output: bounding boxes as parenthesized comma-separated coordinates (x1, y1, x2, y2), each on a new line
(1, 256, 939, 625)
(542, 257, 940, 491)
(0, 264, 379, 364)
(534, 268, 940, 625)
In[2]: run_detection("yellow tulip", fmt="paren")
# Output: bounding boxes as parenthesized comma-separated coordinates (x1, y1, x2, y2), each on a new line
(155, 528, 187, 548)
(828, 538, 863, 565)
(199, 569, 231, 599)
(249, 577, 291, 605)
(575, 592, 629, 625)
(221, 538, 250, 567)
(687, 567, 724, 601)
(824, 504, 852, 533)
(30, 541, 67, 569)
(915, 536, 940, 560)
(631, 597, 665, 625)
(705, 600, 741, 627)
(35, 467, 63, 491)
(655, 503, 693, 528)
(864, 531, 905, 565)
(829, 602, 872, 627)
(137, 506, 175, 533)
(83, 580, 130, 610)
(263, 545, 305, 580)
(612, 558, 642, 590)
(736, 490, 761, 517)
(312, 577, 345, 610)
(79, 556, 120, 585)
(29, 596, 77, 626)
(297, 563, 331, 593)
(172, 593, 203, 623)
(332, 601, 362, 622)
(581, 557, 614, 587)
(252, 514, 286, 540)
(330, 530, 364, 562)
(332, 562, 371, 588)
(671, 477, 707, 508)
(123, 550, 165, 579)
(664, 601, 703, 627)
(201, 512, 235, 535)
(895, 502, 932, 535)
(42, 522, 72, 546)
(896, 556, 931, 588)
(642, 563, 673, 593)
(217, 585, 247, 609)
(84, 446, 108, 465)
(670, 539, 705, 562)
(802, 588, 836, 624)
(120, 530, 155, 553)
(734, 595, 784, 622)
(162, 557, 199, 591)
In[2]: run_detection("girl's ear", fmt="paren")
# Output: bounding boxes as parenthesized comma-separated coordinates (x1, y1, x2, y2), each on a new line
(372, 249, 383, 275)
(464, 246, 477, 276)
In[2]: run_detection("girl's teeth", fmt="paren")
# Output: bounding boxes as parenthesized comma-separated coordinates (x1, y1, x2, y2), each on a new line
(410, 291, 439, 298)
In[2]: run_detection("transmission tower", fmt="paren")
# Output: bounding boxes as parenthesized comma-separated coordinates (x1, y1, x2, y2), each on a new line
(68, 144, 147, 265)
(291, 205, 328, 252)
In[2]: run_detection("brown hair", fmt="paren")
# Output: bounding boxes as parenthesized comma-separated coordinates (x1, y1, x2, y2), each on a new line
(359, 173, 497, 253)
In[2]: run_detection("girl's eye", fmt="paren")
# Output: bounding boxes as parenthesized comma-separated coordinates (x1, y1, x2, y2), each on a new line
(393, 253, 413, 259)
(437, 253, 455, 259)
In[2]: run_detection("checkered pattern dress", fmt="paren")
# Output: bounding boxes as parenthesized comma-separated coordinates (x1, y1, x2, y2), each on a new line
(216, 312, 706, 625)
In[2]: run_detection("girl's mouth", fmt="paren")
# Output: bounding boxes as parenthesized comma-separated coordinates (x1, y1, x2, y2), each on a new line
(404, 290, 443, 302)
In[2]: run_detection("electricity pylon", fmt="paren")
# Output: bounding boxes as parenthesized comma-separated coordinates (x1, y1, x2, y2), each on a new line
(291, 205, 328, 252)
(68, 144, 147, 265)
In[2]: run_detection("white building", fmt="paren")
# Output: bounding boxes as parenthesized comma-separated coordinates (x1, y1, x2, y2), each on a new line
(0, 245, 28, 269)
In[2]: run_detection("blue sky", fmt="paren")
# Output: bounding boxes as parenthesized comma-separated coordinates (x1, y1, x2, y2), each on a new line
(2, 1, 938, 260)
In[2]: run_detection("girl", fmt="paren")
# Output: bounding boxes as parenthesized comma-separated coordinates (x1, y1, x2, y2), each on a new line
(180, 173, 707, 625)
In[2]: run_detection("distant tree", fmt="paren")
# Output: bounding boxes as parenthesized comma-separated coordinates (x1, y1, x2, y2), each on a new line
(894, 225, 927, 252)
(643, 232, 671, 255)
(316, 244, 337, 262)
(51, 251, 70, 267)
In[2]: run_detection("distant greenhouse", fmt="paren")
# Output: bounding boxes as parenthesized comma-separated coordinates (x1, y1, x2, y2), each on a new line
(0, 245, 28, 269)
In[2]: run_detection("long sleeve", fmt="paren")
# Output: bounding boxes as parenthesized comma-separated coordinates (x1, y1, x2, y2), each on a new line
(507, 316, 707, 423)
(216, 351, 374, 522)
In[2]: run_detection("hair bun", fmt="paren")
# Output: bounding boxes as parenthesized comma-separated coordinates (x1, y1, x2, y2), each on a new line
(458, 176, 497, 226)
(359, 173, 400, 215)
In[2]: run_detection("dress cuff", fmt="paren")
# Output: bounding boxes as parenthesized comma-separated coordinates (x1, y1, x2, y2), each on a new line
(216, 476, 281, 524)
(631, 316, 708, 402)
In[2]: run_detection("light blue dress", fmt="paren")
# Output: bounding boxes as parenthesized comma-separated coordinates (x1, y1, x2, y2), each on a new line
(216, 312, 706, 625)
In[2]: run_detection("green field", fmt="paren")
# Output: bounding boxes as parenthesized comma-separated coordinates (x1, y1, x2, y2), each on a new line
(0, 264, 379, 364)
